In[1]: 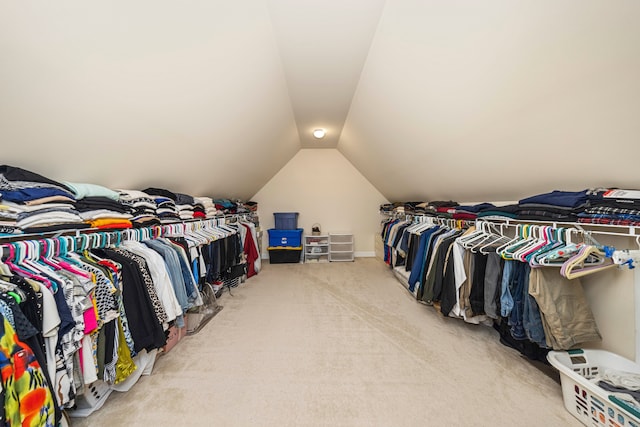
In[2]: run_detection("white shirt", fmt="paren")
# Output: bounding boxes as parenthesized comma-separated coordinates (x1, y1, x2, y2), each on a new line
(121, 241, 183, 328)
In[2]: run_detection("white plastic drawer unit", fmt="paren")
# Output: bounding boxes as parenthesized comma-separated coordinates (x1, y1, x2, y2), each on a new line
(329, 233, 353, 244)
(330, 242, 353, 252)
(330, 252, 354, 262)
(329, 233, 354, 262)
(304, 235, 329, 263)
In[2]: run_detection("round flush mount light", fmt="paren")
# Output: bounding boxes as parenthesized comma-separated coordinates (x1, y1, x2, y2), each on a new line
(313, 129, 326, 139)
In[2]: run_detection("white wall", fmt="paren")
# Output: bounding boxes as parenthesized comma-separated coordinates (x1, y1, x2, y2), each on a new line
(252, 149, 389, 257)
(580, 235, 637, 361)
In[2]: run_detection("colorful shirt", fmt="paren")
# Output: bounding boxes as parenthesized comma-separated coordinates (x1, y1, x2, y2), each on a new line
(0, 315, 55, 427)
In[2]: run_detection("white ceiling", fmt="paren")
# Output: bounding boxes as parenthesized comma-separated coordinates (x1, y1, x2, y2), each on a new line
(267, 0, 386, 148)
(1, 0, 639, 202)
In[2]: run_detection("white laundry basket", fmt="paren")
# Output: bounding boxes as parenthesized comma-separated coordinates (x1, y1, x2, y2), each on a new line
(548, 349, 640, 427)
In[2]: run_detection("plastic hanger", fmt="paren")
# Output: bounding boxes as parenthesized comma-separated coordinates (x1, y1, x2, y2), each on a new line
(537, 229, 584, 266)
(25, 241, 68, 290)
(513, 225, 548, 262)
(49, 236, 91, 279)
(458, 222, 487, 247)
(499, 225, 534, 260)
(496, 224, 525, 259)
(407, 218, 431, 234)
(528, 227, 563, 267)
(466, 223, 500, 253)
(4, 242, 54, 290)
(478, 223, 513, 254)
(518, 226, 549, 260)
(560, 245, 615, 279)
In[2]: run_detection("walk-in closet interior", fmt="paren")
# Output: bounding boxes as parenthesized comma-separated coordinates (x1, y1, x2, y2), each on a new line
(1, 1, 639, 426)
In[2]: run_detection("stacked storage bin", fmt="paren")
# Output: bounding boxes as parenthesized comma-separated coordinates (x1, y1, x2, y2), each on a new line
(268, 212, 303, 263)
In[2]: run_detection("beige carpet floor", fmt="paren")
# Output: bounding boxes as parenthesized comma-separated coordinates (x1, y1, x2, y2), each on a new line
(70, 258, 581, 426)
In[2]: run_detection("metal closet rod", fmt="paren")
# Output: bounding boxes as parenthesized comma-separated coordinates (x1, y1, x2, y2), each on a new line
(0, 217, 232, 245)
(0, 217, 238, 260)
(408, 214, 640, 239)
(490, 218, 639, 239)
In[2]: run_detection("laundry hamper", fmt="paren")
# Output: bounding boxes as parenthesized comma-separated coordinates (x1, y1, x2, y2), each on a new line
(67, 380, 112, 417)
(547, 349, 640, 427)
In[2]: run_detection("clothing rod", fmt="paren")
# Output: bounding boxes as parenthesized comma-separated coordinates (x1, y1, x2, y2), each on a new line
(411, 214, 638, 231)
(0, 227, 101, 242)
(0, 215, 249, 244)
(0, 218, 237, 260)
(493, 219, 639, 238)
(402, 215, 639, 239)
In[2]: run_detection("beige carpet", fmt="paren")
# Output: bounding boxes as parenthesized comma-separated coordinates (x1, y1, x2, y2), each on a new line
(70, 258, 581, 426)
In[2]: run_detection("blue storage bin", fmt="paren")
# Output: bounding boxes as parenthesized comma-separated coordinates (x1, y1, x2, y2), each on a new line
(268, 228, 303, 247)
(274, 212, 299, 230)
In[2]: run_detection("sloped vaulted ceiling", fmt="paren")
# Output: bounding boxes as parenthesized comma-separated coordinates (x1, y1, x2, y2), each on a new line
(0, 1, 300, 201)
(339, 0, 640, 203)
(1, 1, 639, 203)
(267, 0, 385, 148)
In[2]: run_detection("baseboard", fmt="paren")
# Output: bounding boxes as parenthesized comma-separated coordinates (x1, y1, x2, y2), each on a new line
(263, 251, 375, 259)
(354, 251, 376, 258)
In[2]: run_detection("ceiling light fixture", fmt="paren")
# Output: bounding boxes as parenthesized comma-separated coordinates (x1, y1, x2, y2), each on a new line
(313, 129, 326, 139)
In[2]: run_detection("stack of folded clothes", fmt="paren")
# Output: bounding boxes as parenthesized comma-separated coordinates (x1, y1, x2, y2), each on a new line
(118, 189, 160, 227)
(451, 203, 496, 220)
(413, 202, 429, 215)
(379, 201, 430, 217)
(192, 199, 206, 219)
(477, 204, 520, 220)
(9, 200, 87, 234)
(243, 201, 258, 213)
(0, 165, 88, 234)
(0, 202, 20, 235)
(379, 203, 396, 214)
(64, 182, 133, 229)
(423, 200, 458, 217)
(155, 196, 181, 223)
(235, 202, 251, 215)
(435, 206, 455, 218)
(579, 188, 640, 226)
(514, 190, 588, 222)
(142, 188, 181, 224)
(175, 193, 196, 220)
(403, 202, 425, 216)
(194, 196, 217, 218)
(214, 199, 239, 215)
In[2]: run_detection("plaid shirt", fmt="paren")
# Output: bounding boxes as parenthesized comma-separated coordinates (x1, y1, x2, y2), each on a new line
(579, 212, 640, 222)
(584, 206, 640, 217)
(578, 218, 640, 226)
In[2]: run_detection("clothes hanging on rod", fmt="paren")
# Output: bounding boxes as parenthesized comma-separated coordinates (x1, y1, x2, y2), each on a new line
(382, 210, 607, 361)
(380, 217, 412, 267)
(0, 217, 249, 420)
(237, 219, 261, 278)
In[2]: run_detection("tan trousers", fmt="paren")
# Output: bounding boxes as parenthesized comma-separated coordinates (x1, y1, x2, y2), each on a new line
(529, 268, 601, 350)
